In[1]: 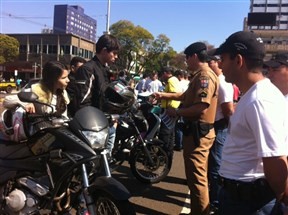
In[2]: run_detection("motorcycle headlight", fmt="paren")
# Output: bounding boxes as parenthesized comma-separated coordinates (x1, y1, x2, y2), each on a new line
(81, 128, 108, 149)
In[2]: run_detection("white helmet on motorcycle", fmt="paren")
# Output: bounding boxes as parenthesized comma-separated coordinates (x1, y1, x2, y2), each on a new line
(102, 81, 135, 114)
(0, 107, 27, 142)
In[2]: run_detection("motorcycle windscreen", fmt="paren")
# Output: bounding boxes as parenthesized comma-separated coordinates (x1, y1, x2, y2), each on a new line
(72, 106, 109, 131)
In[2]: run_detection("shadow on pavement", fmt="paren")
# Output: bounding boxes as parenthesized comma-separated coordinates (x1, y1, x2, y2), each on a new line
(112, 163, 188, 215)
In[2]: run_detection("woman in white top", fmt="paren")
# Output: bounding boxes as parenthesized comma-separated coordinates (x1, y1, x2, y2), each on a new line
(25, 61, 70, 117)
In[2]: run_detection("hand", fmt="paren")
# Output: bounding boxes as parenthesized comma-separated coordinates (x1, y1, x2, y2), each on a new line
(153, 92, 161, 100)
(25, 103, 36, 113)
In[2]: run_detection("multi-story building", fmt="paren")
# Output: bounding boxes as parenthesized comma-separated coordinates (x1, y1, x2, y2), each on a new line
(1, 34, 95, 80)
(53, 5, 97, 42)
(0, 4, 98, 81)
(245, 0, 288, 55)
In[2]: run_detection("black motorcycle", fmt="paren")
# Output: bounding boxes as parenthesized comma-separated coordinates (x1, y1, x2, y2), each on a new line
(109, 100, 172, 184)
(0, 92, 135, 215)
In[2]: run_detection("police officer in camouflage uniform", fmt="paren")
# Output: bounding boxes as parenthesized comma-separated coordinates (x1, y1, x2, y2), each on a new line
(154, 42, 219, 215)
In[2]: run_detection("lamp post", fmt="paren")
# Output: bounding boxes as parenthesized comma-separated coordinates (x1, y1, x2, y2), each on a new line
(132, 51, 137, 74)
(32, 62, 37, 78)
(106, 0, 111, 34)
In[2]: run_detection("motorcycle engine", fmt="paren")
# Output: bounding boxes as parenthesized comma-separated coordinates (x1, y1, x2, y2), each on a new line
(1, 188, 38, 215)
(0, 177, 49, 215)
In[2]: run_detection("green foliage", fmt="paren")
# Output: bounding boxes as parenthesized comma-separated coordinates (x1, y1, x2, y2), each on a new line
(0, 34, 19, 64)
(169, 53, 187, 70)
(109, 20, 154, 72)
(109, 20, 180, 75)
(143, 34, 177, 72)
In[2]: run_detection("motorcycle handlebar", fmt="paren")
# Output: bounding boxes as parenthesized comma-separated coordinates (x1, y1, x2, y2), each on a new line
(105, 113, 121, 122)
(26, 112, 64, 121)
(27, 113, 51, 120)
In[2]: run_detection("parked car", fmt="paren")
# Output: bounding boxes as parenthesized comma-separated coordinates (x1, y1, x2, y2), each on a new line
(0, 81, 16, 93)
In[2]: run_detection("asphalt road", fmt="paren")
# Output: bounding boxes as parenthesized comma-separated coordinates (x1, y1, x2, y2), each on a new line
(112, 150, 190, 215)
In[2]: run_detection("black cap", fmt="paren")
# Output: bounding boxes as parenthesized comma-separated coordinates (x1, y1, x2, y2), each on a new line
(184, 42, 207, 56)
(264, 52, 288, 68)
(207, 55, 221, 62)
(214, 31, 265, 60)
(174, 69, 187, 76)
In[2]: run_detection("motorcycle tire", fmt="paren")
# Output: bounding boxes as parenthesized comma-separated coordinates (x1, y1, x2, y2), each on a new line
(129, 144, 171, 184)
(94, 192, 135, 215)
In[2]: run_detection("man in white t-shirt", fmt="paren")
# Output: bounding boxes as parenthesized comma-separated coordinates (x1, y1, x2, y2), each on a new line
(207, 55, 234, 214)
(264, 52, 288, 104)
(146, 71, 163, 93)
(214, 31, 288, 215)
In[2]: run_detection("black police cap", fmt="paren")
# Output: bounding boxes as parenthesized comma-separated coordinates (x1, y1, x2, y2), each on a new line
(184, 42, 207, 56)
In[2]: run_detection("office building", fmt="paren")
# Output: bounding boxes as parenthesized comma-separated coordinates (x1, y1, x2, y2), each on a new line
(245, 0, 288, 54)
(1, 33, 95, 80)
(53, 5, 97, 42)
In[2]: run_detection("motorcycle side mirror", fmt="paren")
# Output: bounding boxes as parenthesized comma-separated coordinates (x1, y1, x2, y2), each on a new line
(18, 91, 39, 102)
(17, 91, 55, 113)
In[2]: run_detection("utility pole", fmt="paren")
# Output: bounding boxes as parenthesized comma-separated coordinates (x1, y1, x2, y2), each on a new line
(106, 0, 111, 34)
(40, 37, 43, 78)
(32, 62, 37, 78)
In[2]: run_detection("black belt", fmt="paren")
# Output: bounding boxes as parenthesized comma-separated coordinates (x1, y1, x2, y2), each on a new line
(214, 118, 228, 129)
(219, 177, 275, 201)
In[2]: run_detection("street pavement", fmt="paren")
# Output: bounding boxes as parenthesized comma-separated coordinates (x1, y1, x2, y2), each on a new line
(112, 150, 191, 215)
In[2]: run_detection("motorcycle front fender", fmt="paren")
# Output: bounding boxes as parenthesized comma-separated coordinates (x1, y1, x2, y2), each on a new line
(88, 176, 131, 200)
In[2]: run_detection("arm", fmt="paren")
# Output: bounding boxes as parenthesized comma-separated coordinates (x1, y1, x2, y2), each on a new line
(75, 65, 94, 107)
(221, 102, 234, 119)
(263, 156, 288, 202)
(154, 91, 184, 101)
(174, 102, 209, 118)
(247, 99, 288, 203)
(219, 82, 234, 119)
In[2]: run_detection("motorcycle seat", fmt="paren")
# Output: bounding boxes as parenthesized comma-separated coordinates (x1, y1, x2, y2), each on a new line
(0, 141, 32, 159)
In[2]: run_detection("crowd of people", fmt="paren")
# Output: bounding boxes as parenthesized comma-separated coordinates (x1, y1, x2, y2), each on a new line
(142, 31, 288, 215)
(2, 30, 288, 215)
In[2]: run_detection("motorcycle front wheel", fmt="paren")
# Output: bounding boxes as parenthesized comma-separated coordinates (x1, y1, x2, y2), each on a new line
(94, 192, 135, 215)
(129, 144, 171, 184)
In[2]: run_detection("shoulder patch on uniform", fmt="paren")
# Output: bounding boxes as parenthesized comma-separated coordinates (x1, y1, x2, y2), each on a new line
(199, 90, 207, 98)
(199, 76, 209, 89)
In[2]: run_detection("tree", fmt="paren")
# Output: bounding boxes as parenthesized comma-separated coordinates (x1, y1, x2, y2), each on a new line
(169, 53, 187, 70)
(109, 20, 154, 73)
(142, 34, 177, 72)
(109, 20, 186, 76)
(0, 34, 19, 64)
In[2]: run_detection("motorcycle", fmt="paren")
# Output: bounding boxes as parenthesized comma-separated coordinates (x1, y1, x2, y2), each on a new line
(109, 99, 172, 184)
(0, 91, 135, 215)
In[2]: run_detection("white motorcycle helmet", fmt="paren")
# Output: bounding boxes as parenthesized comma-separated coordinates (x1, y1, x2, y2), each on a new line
(0, 107, 27, 142)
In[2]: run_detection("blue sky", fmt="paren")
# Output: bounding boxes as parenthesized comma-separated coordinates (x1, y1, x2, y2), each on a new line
(0, 0, 250, 53)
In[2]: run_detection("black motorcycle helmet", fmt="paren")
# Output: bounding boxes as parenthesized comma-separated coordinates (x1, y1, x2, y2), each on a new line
(102, 81, 135, 114)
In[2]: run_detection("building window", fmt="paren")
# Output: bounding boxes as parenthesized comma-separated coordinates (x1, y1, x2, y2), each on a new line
(72, 46, 78, 55)
(29, 45, 38, 54)
(79, 48, 83, 57)
(89, 51, 94, 58)
(19, 45, 27, 53)
(48, 45, 57, 54)
(60, 45, 71, 55)
(267, 4, 279, 7)
(43, 45, 48, 54)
